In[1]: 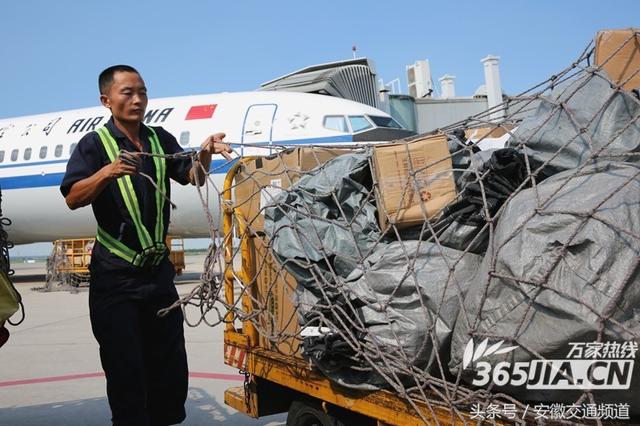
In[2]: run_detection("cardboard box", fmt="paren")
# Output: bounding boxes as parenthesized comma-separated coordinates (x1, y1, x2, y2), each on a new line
(595, 29, 640, 90)
(464, 125, 513, 141)
(372, 134, 456, 231)
(234, 147, 351, 232)
(251, 236, 301, 356)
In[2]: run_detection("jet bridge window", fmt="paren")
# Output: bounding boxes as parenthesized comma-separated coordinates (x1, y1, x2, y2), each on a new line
(368, 115, 403, 129)
(23, 148, 32, 161)
(348, 116, 373, 133)
(54, 144, 63, 158)
(323, 116, 348, 132)
(10, 149, 18, 162)
(0, 151, 4, 163)
(39, 146, 47, 159)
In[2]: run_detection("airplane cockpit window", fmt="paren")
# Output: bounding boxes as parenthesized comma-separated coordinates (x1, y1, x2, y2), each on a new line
(69, 143, 77, 155)
(0, 151, 4, 163)
(54, 144, 63, 158)
(39, 146, 47, 159)
(367, 115, 403, 129)
(23, 148, 32, 161)
(10, 149, 18, 162)
(348, 116, 373, 133)
(323, 116, 348, 132)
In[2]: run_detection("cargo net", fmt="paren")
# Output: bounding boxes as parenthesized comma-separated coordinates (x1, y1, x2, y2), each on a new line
(0, 189, 14, 277)
(0, 188, 23, 326)
(169, 31, 640, 425)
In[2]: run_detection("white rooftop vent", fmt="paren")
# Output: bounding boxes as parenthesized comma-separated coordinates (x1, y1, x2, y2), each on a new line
(473, 84, 487, 97)
(439, 74, 456, 99)
(406, 60, 433, 98)
(481, 55, 504, 120)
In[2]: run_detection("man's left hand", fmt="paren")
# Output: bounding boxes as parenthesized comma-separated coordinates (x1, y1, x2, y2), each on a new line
(201, 133, 232, 161)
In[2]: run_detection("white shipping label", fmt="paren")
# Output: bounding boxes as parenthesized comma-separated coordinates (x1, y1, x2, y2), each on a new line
(260, 178, 284, 213)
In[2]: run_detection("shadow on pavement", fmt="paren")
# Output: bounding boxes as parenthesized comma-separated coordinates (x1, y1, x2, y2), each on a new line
(0, 386, 286, 426)
(176, 272, 201, 282)
(11, 274, 46, 283)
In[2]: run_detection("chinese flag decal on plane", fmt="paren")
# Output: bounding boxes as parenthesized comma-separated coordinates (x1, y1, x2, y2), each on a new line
(185, 104, 217, 120)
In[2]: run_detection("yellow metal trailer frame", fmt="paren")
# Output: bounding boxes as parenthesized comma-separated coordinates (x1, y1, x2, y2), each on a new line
(220, 159, 499, 425)
(51, 238, 94, 274)
(166, 236, 185, 275)
(49, 236, 186, 276)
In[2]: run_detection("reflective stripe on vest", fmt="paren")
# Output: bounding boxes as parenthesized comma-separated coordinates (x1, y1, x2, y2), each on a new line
(95, 125, 167, 267)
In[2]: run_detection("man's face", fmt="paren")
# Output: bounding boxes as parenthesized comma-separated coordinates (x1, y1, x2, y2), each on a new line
(100, 71, 148, 123)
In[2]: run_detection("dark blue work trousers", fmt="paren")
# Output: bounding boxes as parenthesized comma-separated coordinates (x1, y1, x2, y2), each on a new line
(89, 265, 188, 426)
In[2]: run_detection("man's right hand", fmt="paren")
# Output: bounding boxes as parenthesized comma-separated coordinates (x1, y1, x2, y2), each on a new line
(105, 151, 141, 179)
(66, 150, 141, 210)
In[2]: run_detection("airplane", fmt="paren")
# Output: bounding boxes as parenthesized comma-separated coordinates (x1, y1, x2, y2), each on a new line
(0, 91, 414, 245)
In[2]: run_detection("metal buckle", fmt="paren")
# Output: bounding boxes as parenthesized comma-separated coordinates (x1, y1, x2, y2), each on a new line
(137, 243, 167, 268)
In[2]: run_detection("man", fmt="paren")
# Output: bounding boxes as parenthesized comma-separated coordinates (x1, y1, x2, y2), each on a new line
(60, 65, 232, 425)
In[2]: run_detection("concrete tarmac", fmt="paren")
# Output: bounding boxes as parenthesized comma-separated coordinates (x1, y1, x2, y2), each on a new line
(0, 256, 286, 425)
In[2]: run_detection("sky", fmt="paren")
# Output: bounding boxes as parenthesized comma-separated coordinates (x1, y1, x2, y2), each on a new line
(1, 0, 637, 119)
(1, 0, 637, 255)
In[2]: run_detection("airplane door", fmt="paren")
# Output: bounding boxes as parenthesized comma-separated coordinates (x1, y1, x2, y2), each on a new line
(241, 104, 277, 153)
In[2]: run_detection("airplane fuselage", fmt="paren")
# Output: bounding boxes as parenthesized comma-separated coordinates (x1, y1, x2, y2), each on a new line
(0, 91, 413, 244)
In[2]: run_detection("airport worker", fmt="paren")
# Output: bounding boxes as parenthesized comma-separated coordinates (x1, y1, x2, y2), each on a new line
(59, 64, 232, 426)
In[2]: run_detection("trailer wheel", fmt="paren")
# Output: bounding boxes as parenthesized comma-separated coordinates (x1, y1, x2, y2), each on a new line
(286, 400, 345, 426)
(287, 399, 375, 426)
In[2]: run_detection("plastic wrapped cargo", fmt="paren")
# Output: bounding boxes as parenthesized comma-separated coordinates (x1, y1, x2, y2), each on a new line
(449, 161, 640, 413)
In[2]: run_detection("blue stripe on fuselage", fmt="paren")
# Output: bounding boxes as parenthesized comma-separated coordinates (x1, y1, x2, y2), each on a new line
(0, 172, 67, 190)
(0, 134, 353, 190)
(233, 134, 352, 146)
(0, 159, 69, 170)
(0, 159, 237, 190)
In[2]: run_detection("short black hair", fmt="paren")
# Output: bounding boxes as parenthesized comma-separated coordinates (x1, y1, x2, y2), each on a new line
(98, 65, 140, 95)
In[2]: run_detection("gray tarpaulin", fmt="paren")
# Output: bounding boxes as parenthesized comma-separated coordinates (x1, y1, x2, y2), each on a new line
(507, 68, 640, 177)
(264, 152, 482, 389)
(264, 152, 380, 298)
(297, 240, 482, 390)
(449, 161, 640, 411)
(433, 148, 530, 255)
(328, 241, 482, 389)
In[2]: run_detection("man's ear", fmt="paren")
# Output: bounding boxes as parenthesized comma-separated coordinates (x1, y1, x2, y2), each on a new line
(100, 94, 111, 109)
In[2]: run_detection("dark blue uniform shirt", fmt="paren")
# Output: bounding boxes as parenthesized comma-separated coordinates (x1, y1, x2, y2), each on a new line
(60, 117, 192, 302)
